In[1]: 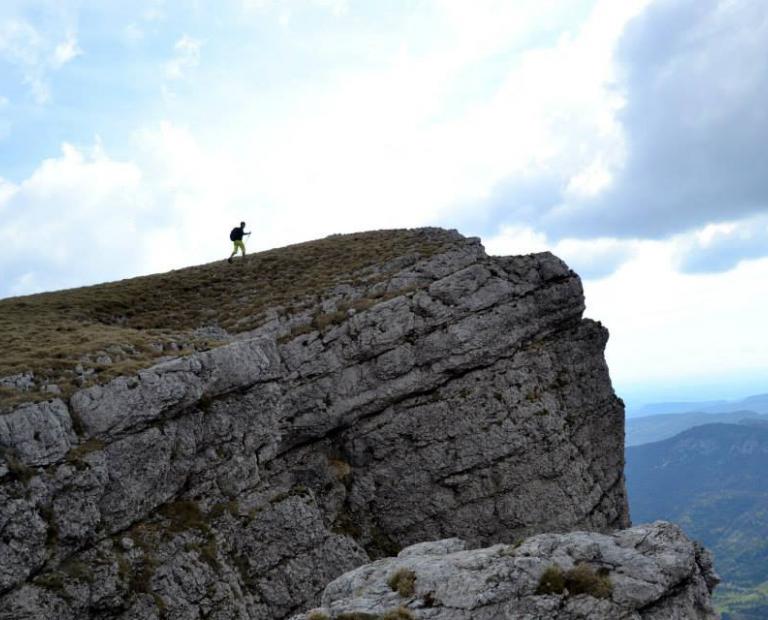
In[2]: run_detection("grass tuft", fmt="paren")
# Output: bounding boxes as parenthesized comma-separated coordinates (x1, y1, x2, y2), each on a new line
(0, 446, 34, 484)
(387, 568, 417, 598)
(536, 565, 566, 595)
(535, 563, 612, 599)
(382, 607, 415, 620)
(158, 500, 210, 534)
(66, 438, 105, 469)
(564, 563, 613, 598)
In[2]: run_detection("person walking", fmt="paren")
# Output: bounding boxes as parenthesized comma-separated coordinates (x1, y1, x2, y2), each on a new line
(228, 221, 251, 263)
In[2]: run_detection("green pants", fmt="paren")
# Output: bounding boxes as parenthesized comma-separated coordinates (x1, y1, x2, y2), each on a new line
(230, 240, 245, 257)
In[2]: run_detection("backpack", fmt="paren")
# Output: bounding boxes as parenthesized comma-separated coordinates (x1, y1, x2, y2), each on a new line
(230, 227, 240, 241)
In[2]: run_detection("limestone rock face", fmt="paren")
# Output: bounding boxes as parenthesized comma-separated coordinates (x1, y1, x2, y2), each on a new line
(291, 521, 719, 620)
(0, 230, 639, 619)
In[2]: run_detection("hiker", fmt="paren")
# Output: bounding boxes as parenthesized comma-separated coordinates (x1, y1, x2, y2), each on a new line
(228, 221, 251, 263)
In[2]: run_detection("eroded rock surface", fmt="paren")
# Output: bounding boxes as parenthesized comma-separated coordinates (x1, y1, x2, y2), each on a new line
(1, 230, 634, 619)
(292, 522, 719, 620)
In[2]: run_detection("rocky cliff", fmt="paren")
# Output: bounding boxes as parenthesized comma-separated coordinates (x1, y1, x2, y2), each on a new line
(0, 229, 714, 619)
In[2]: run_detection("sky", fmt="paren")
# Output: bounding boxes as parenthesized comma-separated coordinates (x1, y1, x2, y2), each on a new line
(0, 0, 766, 409)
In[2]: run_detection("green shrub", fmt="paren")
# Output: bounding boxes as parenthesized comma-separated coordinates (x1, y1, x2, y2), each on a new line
(387, 568, 417, 597)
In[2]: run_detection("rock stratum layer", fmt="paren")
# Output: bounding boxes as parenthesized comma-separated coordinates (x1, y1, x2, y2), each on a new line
(0, 229, 712, 619)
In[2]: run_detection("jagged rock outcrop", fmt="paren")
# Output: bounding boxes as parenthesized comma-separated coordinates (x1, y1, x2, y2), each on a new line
(0, 229, 687, 619)
(291, 521, 719, 620)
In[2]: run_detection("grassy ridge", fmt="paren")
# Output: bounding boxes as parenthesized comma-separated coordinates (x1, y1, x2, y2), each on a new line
(0, 228, 458, 408)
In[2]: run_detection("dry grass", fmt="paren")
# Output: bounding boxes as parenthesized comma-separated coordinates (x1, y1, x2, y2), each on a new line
(382, 608, 415, 620)
(0, 229, 457, 410)
(387, 568, 417, 597)
(536, 563, 613, 599)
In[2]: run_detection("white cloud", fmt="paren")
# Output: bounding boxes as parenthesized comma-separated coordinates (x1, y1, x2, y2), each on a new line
(124, 0, 168, 42)
(240, 0, 270, 11)
(0, 142, 150, 296)
(565, 159, 613, 198)
(102, 0, 660, 276)
(241, 0, 348, 16)
(583, 240, 768, 404)
(532, 0, 768, 240)
(675, 214, 768, 273)
(484, 225, 637, 280)
(695, 222, 738, 247)
(0, 19, 82, 103)
(142, 4, 166, 23)
(312, 0, 348, 16)
(170, 0, 650, 252)
(131, 122, 258, 272)
(0, 20, 41, 65)
(51, 33, 82, 68)
(0, 176, 16, 204)
(484, 225, 549, 256)
(123, 23, 145, 43)
(165, 35, 202, 80)
(0, 19, 50, 103)
(416, 0, 651, 225)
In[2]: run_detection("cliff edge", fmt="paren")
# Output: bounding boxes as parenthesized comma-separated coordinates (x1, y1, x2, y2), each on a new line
(0, 229, 713, 619)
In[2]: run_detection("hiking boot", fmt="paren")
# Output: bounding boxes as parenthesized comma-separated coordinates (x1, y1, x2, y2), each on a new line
(227, 257, 233, 264)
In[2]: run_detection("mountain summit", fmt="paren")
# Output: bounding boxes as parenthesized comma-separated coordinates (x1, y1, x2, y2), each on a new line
(0, 229, 717, 619)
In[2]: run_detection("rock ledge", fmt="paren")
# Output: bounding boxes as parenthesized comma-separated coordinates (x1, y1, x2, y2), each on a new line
(293, 521, 719, 620)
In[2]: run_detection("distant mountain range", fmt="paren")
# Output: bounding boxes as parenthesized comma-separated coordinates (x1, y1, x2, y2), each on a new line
(626, 422, 768, 619)
(626, 410, 768, 446)
(626, 393, 768, 418)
